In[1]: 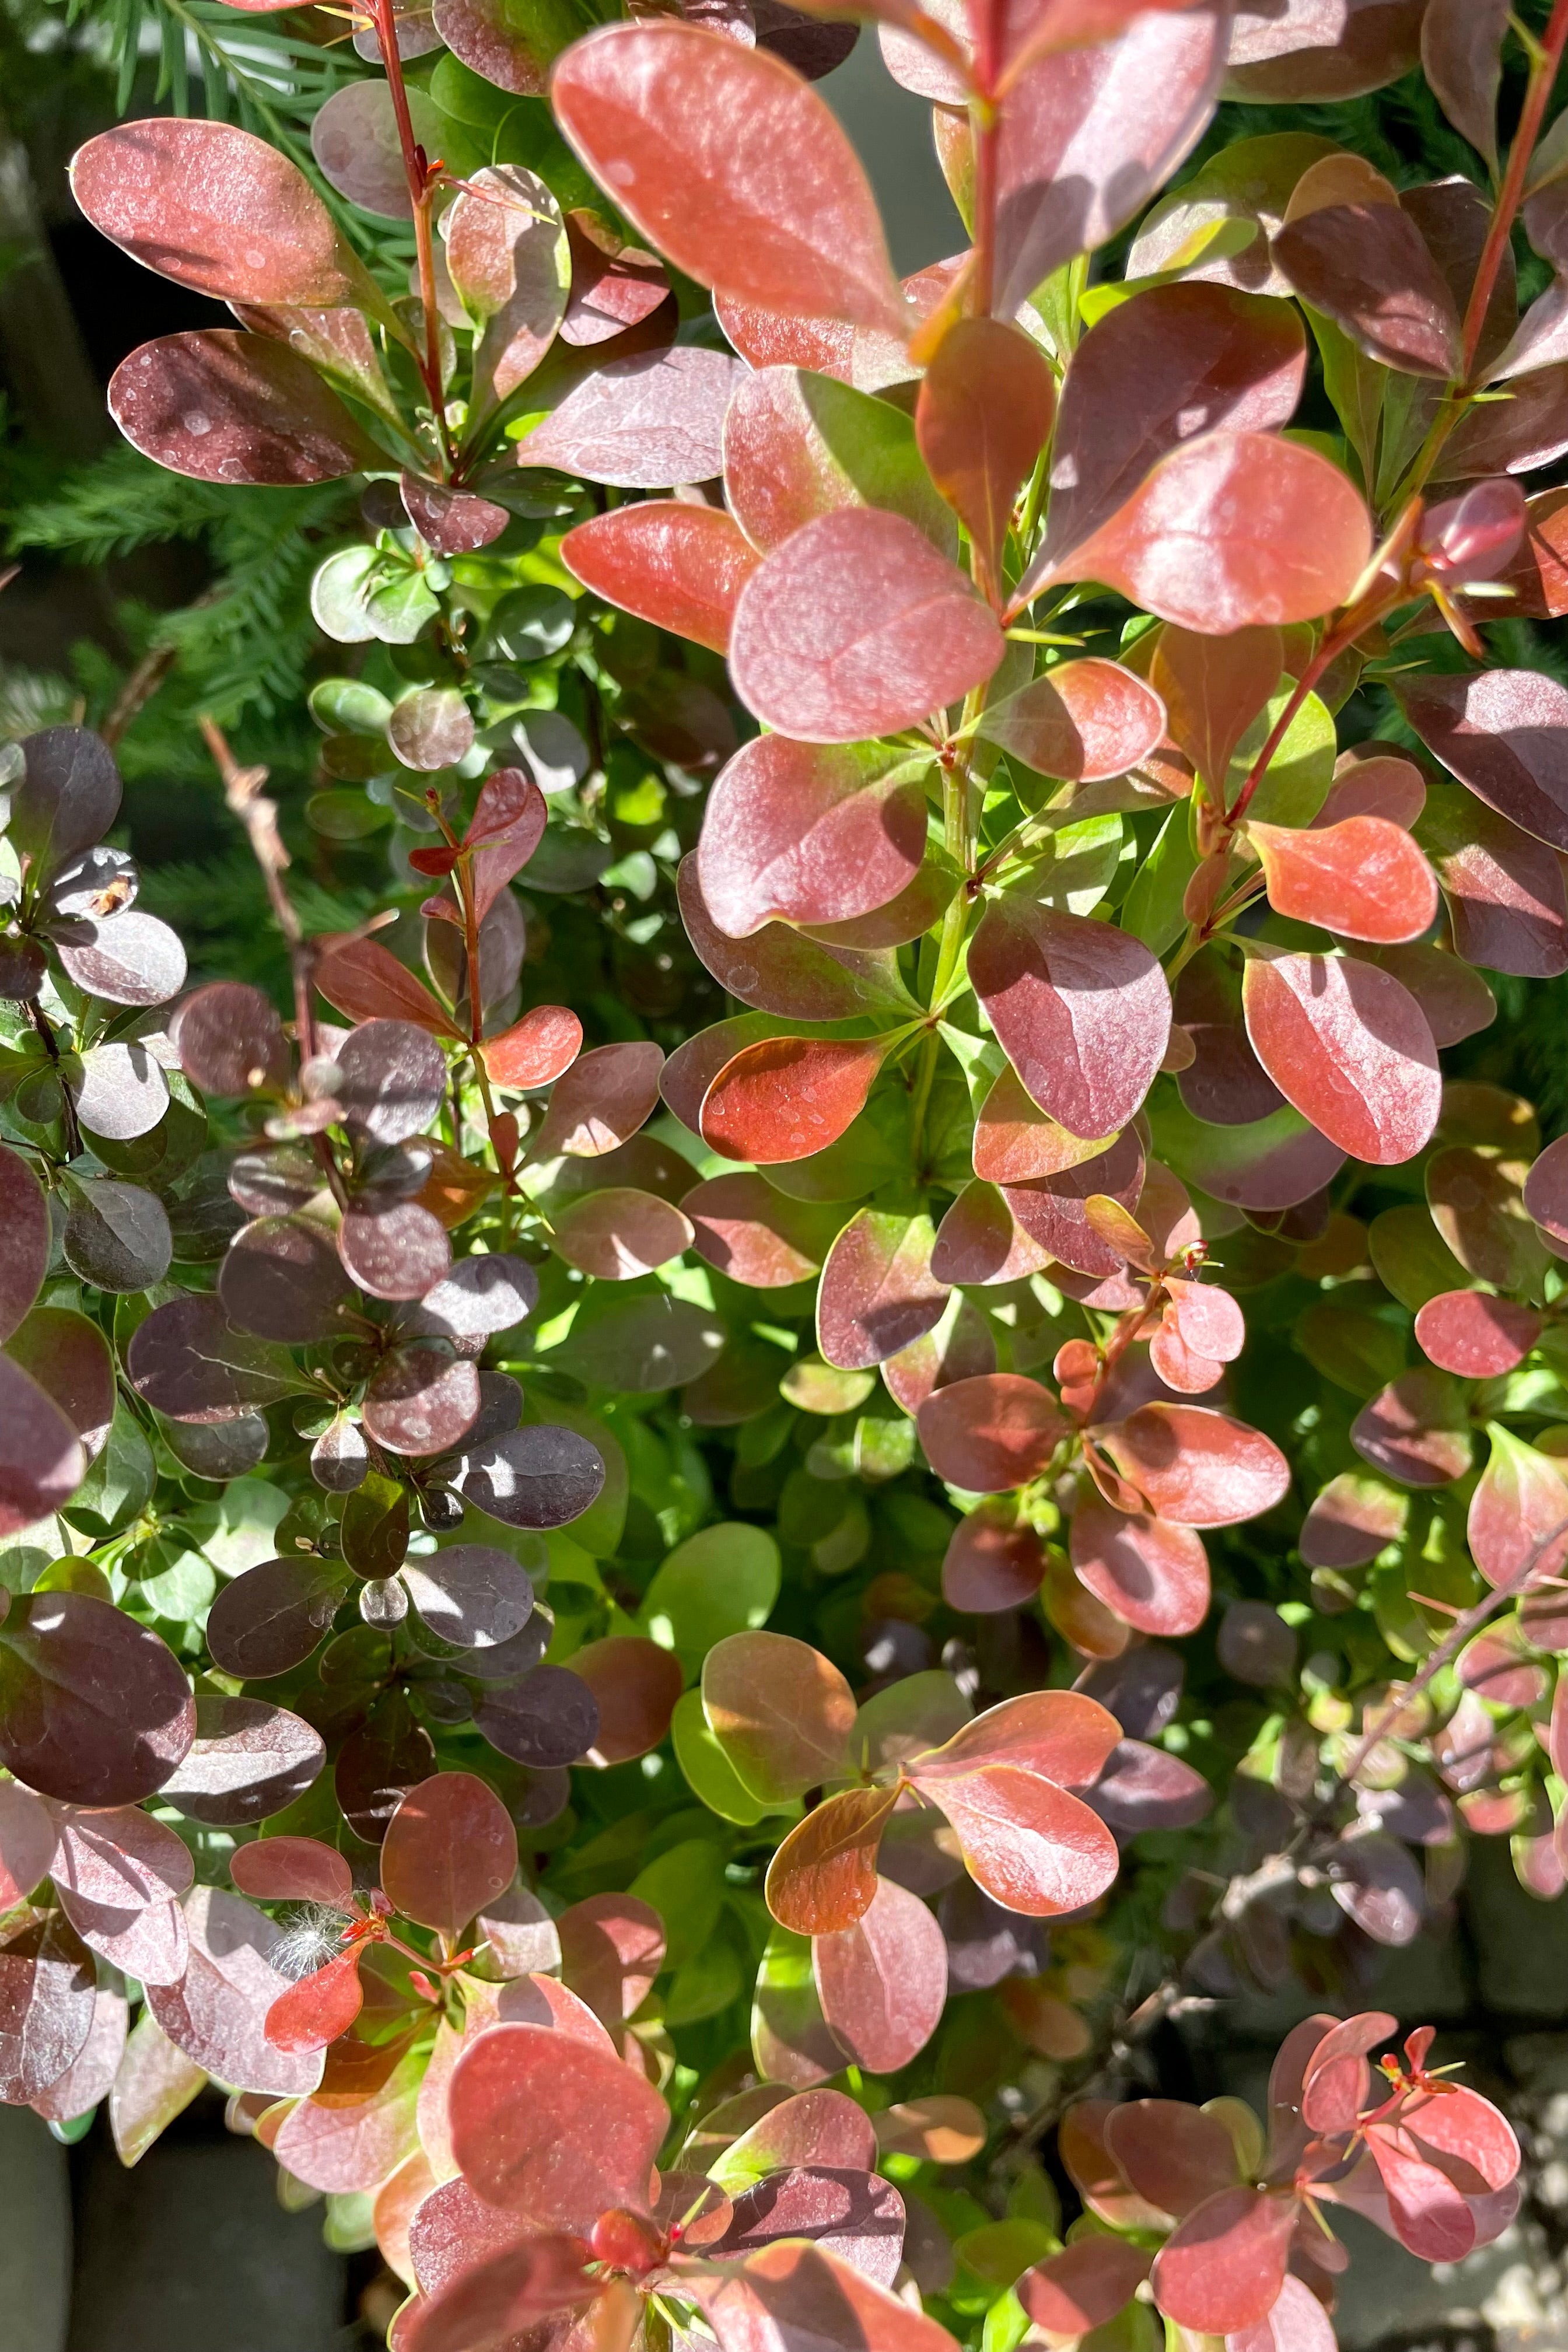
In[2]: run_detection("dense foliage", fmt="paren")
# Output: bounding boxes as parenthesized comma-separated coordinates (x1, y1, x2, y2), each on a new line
(10, 0, 1568, 2343)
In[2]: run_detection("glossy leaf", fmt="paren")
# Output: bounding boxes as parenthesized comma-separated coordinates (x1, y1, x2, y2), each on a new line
(1092, 1404, 1290, 1527)
(978, 657, 1166, 782)
(702, 1631, 855, 1803)
(149, 1885, 323, 2096)
(992, 6, 1230, 317)
(533, 1040, 663, 1158)
(70, 118, 377, 310)
(551, 24, 907, 333)
(817, 1207, 946, 1371)
(808, 1875, 944, 2072)
(206, 1557, 349, 1679)
(1404, 669, 1568, 856)
(1027, 285, 1307, 577)
(914, 318, 1055, 600)
(0, 1591, 193, 1804)
(683, 1173, 844, 1286)
(724, 362, 954, 559)
(730, 508, 1003, 742)
(562, 503, 759, 654)
(0, 1146, 49, 1344)
(1069, 1489, 1210, 1636)
(515, 345, 743, 486)
(314, 937, 463, 1038)
(483, 1005, 583, 1088)
(698, 736, 928, 939)
(1247, 816, 1437, 943)
(701, 1035, 892, 1166)
(382, 1772, 519, 1936)
(1416, 1291, 1541, 1378)
(1019, 2238, 1151, 2337)
(449, 2019, 667, 2221)
(918, 1762, 1119, 1916)
(1152, 2187, 1297, 2334)
(1241, 948, 1440, 1164)
(916, 1373, 1064, 1493)
(1024, 430, 1371, 631)
(970, 897, 1170, 1139)
(1351, 1368, 1474, 1488)
(765, 1786, 900, 1934)
(1467, 1426, 1568, 1590)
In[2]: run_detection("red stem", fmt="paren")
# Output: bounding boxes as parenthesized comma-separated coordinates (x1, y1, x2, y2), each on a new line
(967, 0, 1006, 316)
(370, 0, 453, 475)
(1460, 0, 1568, 384)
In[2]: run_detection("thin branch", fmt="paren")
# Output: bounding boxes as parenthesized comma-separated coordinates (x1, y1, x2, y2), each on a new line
(102, 643, 178, 751)
(198, 715, 317, 1058)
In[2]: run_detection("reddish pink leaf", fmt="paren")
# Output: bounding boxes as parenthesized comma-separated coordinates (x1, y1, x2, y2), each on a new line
(1369, 944, 1497, 1046)
(678, 858, 914, 1023)
(703, 1632, 855, 1804)
(701, 1034, 893, 1165)
(561, 209, 669, 348)
(109, 330, 376, 485)
(0, 1146, 48, 1348)
(149, 1885, 321, 2096)
(398, 2235, 596, 2352)
(1150, 624, 1282, 792)
(1027, 286, 1307, 580)
(765, 1786, 901, 1936)
(381, 1772, 518, 1938)
(722, 362, 953, 559)
(1241, 948, 1440, 1164)
(1091, 1403, 1290, 1528)
(916, 1373, 1065, 1492)
(1415, 1290, 1541, 1377)
(971, 1064, 1118, 1185)
(913, 1690, 1120, 1787)
(562, 503, 758, 654)
(0, 1784, 54, 1910)
(919, 1763, 1119, 1916)
(1420, 781, 1568, 978)
(1153, 2188, 1298, 2334)
(1351, 1368, 1474, 1488)
(551, 24, 907, 333)
(315, 938, 461, 1037)
(978, 656, 1167, 782)
(1400, 2080, 1520, 2193)
(684, 1173, 843, 1286)
(264, 1946, 365, 2055)
(274, 2046, 424, 2195)
(1528, 1132, 1568, 1245)
(970, 897, 1170, 1140)
(992, 7, 1229, 316)
(1366, 2129, 1478, 2262)
(463, 769, 547, 922)
(1104, 2099, 1238, 2218)
(1069, 1489, 1209, 1636)
(1300, 1469, 1409, 1569)
(729, 508, 1003, 741)
(930, 1181, 1056, 1289)
(1274, 200, 1461, 375)
(1247, 816, 1438, 943)
(914, 317, 1055, 601)
(533, 1040, 663, 1158)
(514, 346, 744, 487)
(570, 1635, 683, 1764)
(942, 1506, 1046, 1612)
(1019, 2238, 1150, 2336)
(448, 2021, 667, 2222)
(231, 1835, 354, 1909)
(1227, 0, 1427, 99)
(1317, 749, 1427, 828)
(813, 1875, 945, 2073)
(1021, 430, 1371, 632)
(482, 1005, 583, 1088)
(558, 1893, 665, 2026)
(698, 736, 928, 939)
(817, 1207, 946, 1371)
(1467, 1429, 1568, 1590)
(1060, 2098, 1169, 2229)
(703, 2241, 954, 2352)
(70, 118, 376, 309)
(1404, 668, 1568, 855)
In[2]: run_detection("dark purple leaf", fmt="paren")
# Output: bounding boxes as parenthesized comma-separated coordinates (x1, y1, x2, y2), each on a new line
(205, 1558, 351, 1680)
(0, 1593, 194, 1804)
(159, 1695, 325, 1825)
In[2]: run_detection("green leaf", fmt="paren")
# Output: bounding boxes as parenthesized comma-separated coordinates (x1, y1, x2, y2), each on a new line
(638, 1522, 780, 1675)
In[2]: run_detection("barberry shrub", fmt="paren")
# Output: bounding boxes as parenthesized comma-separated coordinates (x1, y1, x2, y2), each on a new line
(2, 0, 1566, 2340)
